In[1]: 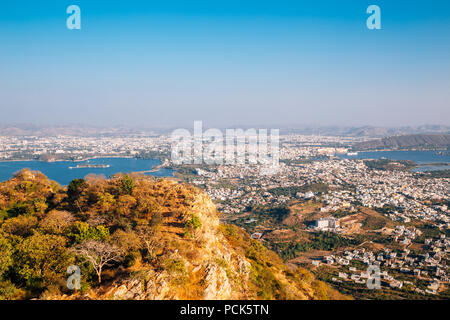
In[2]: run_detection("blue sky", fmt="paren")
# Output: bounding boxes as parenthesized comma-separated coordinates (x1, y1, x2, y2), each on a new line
(0, 0, 449, 127)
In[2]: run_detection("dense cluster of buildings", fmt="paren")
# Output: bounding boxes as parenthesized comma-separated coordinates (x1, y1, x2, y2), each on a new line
(0, 135, 171, 161)
(322, 237, 449, 295)
(190, 155, 448, 228)
(181, 139, 449, 297)
(1, 133, 448, 298)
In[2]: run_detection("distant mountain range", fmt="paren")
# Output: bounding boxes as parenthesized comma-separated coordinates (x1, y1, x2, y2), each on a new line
(0, 124, 449, 137)
(354, 134, 450, 150)
(280, 125, 450, 137)
(0, 124, 154, 137)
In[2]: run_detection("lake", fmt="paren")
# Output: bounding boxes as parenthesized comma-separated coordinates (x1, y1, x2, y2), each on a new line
(1, 151, 448, 185)
(338, 150, 450, 172)
(0, 158, 174, 186)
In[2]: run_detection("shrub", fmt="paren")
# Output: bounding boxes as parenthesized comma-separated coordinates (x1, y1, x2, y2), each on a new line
(0, 280, 23, 300)
(149, 212, 163, 228)
(6, 202, 35, 218)
(119, 175, 135, 195)
(17, 181, 37, 194)
(0, 210, 7, 222)
(249, 261, 280, 300)
(116, 195, 137, 216)
(111, 229, 142, 267)
(68, 221, 110, 243)
(186, 213, 201, 230)
(184, 213, 202, 238)
(164, 258, 186, 275)
(312, 280, 330, 300)
(38, 211, 75, 234)
(96, 192, 116, 213)
(1, 215, 38, 236)
(0, 232, 13, 277)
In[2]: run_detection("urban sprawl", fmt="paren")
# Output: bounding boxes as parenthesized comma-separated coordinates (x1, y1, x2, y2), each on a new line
(0, 133, 448, 299)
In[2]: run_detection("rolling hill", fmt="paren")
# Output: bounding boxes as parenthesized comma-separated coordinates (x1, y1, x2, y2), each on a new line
(354, 134, 450, 150)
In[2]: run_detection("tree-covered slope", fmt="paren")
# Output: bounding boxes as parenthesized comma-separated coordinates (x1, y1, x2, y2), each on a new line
(0, 169, 347, 300)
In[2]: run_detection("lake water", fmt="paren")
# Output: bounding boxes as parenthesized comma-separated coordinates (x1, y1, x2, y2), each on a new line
(338, 150, 450, 172)
(1, 151, 448, 185)
(0, 158, 173, 186)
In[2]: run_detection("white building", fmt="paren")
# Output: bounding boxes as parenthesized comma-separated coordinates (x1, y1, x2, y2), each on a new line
(315, 217, 338, 231)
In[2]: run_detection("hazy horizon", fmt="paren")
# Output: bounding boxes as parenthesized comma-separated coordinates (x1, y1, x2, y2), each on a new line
(1, 0, 449, 127)
(1, 122, 450, 136)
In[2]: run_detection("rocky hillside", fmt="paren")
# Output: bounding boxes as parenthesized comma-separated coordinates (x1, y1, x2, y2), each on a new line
(0, 170, 347, 300)
(354, 134, 450, 150)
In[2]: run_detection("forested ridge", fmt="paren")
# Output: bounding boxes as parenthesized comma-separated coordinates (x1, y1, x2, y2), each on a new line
(0, 169, 346, 300)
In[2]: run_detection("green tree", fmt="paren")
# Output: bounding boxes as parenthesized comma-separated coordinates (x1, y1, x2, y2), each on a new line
(96, 192, 116, 213)
(67, 178, 87, 200)
(67, 178, 88, 212)
(119, 175, 135, 195)
(68, 222, 110, 243)
(0, 232, 13, 277)
(1, 215, 38, 236)
(14, 232, 74, 289)
(6, 202, 35, 218)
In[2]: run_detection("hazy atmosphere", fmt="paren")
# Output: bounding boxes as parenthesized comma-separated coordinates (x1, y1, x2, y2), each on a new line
(0, 0, 449, 307)
(0, 0, 449, 128)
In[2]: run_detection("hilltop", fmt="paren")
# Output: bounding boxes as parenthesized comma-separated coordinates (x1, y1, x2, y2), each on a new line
(354, 134, 450, 150)
(0, 169, 346, 300)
